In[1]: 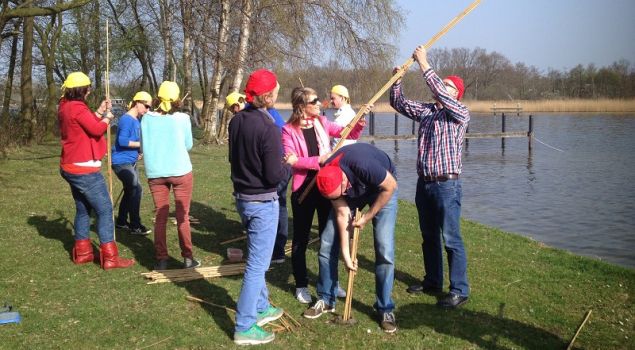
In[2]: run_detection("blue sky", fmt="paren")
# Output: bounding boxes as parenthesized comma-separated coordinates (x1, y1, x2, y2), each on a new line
(395, 0, 635, 72)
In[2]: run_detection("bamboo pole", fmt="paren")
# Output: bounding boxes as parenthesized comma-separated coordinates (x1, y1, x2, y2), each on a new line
(186, 295, 236, 314)
(343, 209, 361, 321)
(220, 235, 247, 245)
(105, 19, 115, 238)
(298, 0, 481, 203)
(567, 310, 592, 350)
(142, 264, 246, 284)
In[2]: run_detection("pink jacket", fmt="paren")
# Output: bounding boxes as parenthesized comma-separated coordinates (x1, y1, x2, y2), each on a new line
(282, 115, 364, 192)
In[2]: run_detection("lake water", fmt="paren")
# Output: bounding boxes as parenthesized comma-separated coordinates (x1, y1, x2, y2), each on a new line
(279, 110, 635, 269)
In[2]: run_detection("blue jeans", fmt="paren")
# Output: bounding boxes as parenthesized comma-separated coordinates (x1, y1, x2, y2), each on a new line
(112, 163, 143, 228)
(60, 169, 114, 244)
(317, 190, 398, 313)
(234, 199, 279, 332)
(415, 177, 469, 296)
(272, 173, 290, 260)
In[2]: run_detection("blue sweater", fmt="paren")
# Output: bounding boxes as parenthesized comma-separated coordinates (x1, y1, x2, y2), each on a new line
(112, 113, 141, 165)
(140, 111, 193, 179)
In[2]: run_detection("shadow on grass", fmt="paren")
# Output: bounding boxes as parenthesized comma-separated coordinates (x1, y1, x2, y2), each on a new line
(398, 302, 567, 349)
(189, 201, 244, 255)
(177, 278, 238, 338)
(28, 214, 76, 263)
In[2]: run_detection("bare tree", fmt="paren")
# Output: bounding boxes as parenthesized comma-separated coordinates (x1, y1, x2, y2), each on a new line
(1, 19, 21, 122)
(217, 0, 253, 142)
(20, 14, 35, 141)
(202, 0, 229, 144)
(34, 11, 64, 133)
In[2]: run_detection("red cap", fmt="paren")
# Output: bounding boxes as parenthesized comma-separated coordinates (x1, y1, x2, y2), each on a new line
(445, 75, 465, 100)
(244, 69, 277, 103)
(316, 154, 344, 196)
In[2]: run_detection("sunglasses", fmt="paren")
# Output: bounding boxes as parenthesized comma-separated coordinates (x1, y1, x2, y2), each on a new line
(307, 97, 320, 105)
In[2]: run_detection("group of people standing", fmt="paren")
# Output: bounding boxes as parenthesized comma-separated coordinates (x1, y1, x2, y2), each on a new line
(58, 74, 199, 271)
(57, 44, 472, 346)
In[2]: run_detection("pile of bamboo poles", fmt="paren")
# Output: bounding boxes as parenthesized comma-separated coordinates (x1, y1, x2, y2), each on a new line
(142, 264, 245, 284)
(186, 296, 301, 333)
(342, 210, 362, 321)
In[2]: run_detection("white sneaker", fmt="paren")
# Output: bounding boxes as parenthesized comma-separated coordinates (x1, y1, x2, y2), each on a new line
(336, 284, 347, 298)
(295, 287, 312, 304)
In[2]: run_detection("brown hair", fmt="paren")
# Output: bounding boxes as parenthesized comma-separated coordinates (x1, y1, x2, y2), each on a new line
(288, 87, 317, 126)
(152, 98, 182, 114)
(63, 86, 90, 101)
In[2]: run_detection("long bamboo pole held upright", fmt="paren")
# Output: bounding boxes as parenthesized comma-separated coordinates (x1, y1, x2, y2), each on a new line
(343, 209, 362, 321)
(105, 19, 115, 239)
(298, 0, 481, 203)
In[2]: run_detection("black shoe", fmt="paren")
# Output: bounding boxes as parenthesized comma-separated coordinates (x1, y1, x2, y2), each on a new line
(407, 283, 442, 295)
(115, 222, 130, 230)
(130, 224, 151, 235)
(437, 292, 469, 308)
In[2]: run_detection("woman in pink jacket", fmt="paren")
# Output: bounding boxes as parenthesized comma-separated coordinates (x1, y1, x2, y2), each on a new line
(282, 87, 366, 304)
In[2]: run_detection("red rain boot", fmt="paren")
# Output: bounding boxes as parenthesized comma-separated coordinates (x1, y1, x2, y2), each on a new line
(99, 241, 135, 270)
(72, 239, 94, 264)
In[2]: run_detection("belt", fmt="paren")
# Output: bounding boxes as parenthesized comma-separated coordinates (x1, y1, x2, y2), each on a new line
(421, 174, 459, 182)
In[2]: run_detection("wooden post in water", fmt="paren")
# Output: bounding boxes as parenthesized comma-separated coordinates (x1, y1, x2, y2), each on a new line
(501, 112, 506, 149)
(411, 118, 416, 135)
(369, 111, 375, 136)
(465, 125, 469, 148)
(528, 114, 534, 151)
(394, 113, 399, 151)
(394, 113, 399, 136)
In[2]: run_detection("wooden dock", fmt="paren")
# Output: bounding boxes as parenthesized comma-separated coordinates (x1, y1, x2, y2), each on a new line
(364, 109, 535, 150)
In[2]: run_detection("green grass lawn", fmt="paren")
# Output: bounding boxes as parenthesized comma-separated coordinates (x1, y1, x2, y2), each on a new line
(0, 140, 633, 349)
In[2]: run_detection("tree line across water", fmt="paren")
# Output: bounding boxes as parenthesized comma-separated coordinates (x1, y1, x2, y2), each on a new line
(1, 1, 633, 152)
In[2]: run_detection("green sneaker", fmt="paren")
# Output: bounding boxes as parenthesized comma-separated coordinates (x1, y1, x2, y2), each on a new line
(234, 324, 275, 345)
(256, 306, 284, 326)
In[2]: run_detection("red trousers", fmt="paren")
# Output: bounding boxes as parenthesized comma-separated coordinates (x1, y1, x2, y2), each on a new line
(148, 172, 194, 260)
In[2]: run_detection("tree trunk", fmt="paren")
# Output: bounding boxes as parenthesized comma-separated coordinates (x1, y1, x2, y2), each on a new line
(180, 0, 194, 119)
(93, 0, 102, 92)
(34, 12, 63, 134)
(74, 7, 89, 73)
(1, 19, 21, 122)
(202, 0, 229, 144)
(20, 15, 35, 142)
(217, 0, 252, 142)
(159, 0, 174, 81)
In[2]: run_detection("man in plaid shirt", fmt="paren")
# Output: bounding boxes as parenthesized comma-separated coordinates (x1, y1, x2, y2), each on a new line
(390, 44, 470, 308)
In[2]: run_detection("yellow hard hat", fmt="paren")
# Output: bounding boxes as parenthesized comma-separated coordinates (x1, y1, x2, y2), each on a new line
(158, 81, 180, 111)
(225, 92, 246, 108)
(127, 91, 153, 109)
(62, 72, 91, 89)
(331, 85, 349, 99)
(132, 91, 152, 103)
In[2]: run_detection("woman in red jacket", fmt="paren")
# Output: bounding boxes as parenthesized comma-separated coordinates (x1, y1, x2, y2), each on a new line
(58, 72, 135, 270)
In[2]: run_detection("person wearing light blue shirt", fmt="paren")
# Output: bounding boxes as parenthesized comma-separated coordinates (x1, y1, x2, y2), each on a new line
(141, 81, 199, 270)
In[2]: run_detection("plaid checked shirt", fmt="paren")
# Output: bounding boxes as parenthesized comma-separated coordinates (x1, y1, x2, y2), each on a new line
(389, 68, 470, 177)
